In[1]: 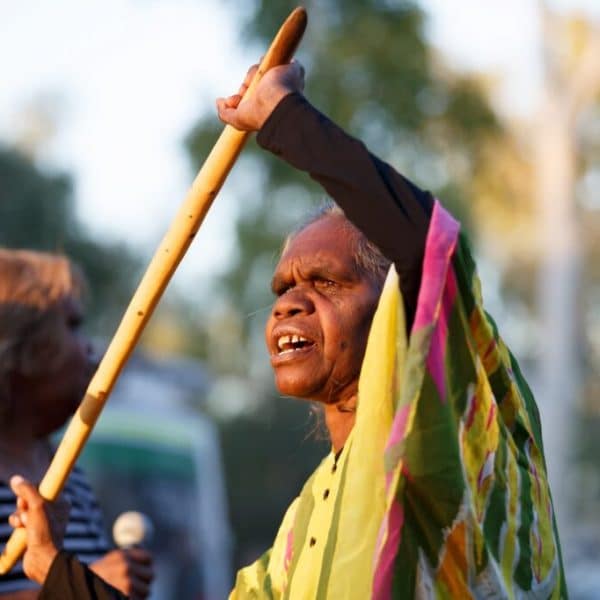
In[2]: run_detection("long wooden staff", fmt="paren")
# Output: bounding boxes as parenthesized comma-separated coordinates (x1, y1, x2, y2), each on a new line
(0, 6, 307, 574)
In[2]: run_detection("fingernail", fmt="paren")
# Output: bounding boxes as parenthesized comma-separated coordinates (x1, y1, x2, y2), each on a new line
(10, 475, 24, 488)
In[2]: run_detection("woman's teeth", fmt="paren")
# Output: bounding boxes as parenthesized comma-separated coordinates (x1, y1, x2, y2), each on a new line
(277, 334, 311, 354)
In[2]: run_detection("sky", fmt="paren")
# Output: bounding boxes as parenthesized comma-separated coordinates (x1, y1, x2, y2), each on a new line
(0, 0, 250, 289)
(1, 0, 598, 290)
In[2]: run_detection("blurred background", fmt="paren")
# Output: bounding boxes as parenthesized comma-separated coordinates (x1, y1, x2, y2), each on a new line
(1, 0, 599, 597)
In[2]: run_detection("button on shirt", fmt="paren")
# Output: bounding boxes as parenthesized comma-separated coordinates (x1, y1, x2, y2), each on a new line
(285, 448, 345, 598)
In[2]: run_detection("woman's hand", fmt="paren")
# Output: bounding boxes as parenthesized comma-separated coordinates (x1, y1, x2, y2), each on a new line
(8, 476, 70, 585)
(216, 60, 305, 131)
(90, 549, 154, 600)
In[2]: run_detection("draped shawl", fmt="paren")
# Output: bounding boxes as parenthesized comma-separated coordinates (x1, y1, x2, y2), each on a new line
(230, 201, 566, 599)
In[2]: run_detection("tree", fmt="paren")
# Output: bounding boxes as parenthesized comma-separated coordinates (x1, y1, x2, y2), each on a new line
(533, 7, 600, 532)
(0, 146, 141, 333)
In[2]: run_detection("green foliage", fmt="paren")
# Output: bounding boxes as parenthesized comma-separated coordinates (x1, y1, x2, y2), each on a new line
(0, 148, 75, 247)
(0, 146, 141, 332)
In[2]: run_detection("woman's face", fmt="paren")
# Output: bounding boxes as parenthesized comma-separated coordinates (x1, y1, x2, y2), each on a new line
(16, 296, 94, 437)
(265, 215, 380, 405)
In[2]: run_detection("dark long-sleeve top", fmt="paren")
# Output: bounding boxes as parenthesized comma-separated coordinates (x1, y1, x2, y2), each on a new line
(39, 552, 125, 600)
(257, 92, 433, 324)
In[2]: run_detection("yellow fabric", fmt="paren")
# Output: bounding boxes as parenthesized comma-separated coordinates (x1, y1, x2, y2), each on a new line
(321, 267, 404, 599)
(230, 268, 405, 599)
(286, 444, 351, 599)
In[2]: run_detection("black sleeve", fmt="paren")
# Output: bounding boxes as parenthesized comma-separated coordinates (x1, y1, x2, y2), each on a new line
(256, 92, 433, 322)
(39, 552, 126, 600)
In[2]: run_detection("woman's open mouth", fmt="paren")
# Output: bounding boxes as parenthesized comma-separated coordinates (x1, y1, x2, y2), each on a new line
(276, 334, 314, 354)
(271, 333, 316, 364)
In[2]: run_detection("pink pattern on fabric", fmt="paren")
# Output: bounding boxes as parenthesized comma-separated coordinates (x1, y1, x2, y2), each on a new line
(284, 527, 294, 572)
(425, 269, 457, 403)
(386, 403, 412, 452)
(372, 500, 404, 600)
(530, 451, 542, 501)
(486, 402, 496, 430)
(373, 201, 460, 597)
(465, 389, 478, 430)
(412, 201, 460, 333)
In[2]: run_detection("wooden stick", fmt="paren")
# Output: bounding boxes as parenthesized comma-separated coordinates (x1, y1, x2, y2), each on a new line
(0, 6, 307, 575)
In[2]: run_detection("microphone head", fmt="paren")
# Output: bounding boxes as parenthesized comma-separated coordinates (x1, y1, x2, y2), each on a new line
(112, 511, 154, 548)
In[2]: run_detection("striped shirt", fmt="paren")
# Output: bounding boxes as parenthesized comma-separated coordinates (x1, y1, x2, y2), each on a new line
(0, 466, 111, 593)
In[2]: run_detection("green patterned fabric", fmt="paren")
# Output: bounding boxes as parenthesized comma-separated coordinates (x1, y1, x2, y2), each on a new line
(230, 202, 567, 599)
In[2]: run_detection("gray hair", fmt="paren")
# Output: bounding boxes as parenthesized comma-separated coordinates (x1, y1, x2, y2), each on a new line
(284, 200, 391, 288)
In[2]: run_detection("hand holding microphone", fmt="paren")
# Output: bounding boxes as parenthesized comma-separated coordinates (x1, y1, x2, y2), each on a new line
(90, 511, 154, 600)
(112, 511, 154, 549)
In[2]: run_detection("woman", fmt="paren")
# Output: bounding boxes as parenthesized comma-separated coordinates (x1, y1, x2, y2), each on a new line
(0, 249, 153, 599)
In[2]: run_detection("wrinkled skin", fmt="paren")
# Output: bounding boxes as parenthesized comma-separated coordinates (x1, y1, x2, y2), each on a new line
(265, 215, 380, 449)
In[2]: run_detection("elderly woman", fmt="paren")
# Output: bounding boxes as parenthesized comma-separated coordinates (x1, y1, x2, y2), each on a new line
(0, 250, 153, 600)
(219, 62, 566, 598)
(11, 59, 566, 598)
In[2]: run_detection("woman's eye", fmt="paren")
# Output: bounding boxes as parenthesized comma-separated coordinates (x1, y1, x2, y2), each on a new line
(316, 279, 337, 290)
(276, 285, 292, 297)
(67, 316, 83, 330)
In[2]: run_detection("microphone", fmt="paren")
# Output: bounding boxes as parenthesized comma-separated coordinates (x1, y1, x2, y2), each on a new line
(112, 511, 154, 549)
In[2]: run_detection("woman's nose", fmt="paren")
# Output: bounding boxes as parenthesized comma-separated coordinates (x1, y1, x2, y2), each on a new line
(272, 289, 314, 319)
